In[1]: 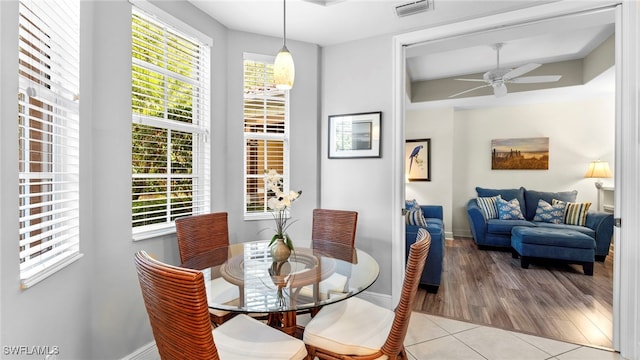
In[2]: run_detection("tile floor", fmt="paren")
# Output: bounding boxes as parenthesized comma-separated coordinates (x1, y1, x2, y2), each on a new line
(404, 312, 625, 360)
(146, 312, 626, 359)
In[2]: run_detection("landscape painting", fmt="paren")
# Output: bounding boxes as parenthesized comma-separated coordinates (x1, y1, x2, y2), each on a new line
(491, 137, 549, 170)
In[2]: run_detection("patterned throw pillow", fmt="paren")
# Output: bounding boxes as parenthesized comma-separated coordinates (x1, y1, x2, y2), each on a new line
(533, 199, 566, 224)
(405, 199, 420, 210)
(406, 207, 426, 227)
(553, 199, 591, 226)
(476, 195, 501, 220)
(497, 198, 525, 220)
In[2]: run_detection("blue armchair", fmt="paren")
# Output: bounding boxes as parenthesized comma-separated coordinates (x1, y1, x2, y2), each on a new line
(405, 205, 444, 293)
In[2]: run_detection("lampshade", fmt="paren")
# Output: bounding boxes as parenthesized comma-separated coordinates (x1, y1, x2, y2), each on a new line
(274, 0, 294, 90)
(274, 46, 295, 90)
(584, 160, 613, 179)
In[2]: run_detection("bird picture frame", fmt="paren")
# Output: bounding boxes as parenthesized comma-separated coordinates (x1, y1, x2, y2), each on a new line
(328, 111, 381, 159)
(405, 138, 431, 181)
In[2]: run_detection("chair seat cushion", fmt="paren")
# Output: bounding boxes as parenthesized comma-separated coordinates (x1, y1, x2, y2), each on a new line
(214, 314, 307, 359)
(299, 272, 348, 300)
(303, 297, 393, 356)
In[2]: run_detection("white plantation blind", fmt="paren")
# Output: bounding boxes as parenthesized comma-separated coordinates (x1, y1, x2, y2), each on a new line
(131, 7, 210, 238)
(243, 53, 290, 218)
(17, 0, 81, 288)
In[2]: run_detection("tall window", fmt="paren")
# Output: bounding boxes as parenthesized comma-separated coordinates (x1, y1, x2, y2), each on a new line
(243, 53, 290, 219)
(131, 7, 211, 238)
(17, 0, 81, 288)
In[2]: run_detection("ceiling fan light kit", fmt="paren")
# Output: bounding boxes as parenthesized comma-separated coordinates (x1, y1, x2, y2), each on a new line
(449, 43, 562, 98)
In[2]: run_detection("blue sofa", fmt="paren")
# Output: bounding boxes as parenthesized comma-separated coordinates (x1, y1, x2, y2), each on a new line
(405, 205, 444, 293)
(467, 187, 614, 262)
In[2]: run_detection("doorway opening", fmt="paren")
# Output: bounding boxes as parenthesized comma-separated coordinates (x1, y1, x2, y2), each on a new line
(392, 2, 621, 351)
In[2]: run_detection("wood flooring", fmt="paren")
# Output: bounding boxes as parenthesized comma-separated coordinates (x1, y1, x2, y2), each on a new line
(413, 238, 614, 349)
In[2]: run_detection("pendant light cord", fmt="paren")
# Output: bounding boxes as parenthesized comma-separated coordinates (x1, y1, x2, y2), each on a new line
(283, 0, 287, 47)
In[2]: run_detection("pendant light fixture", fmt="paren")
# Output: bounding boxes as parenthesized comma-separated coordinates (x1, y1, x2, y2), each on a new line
(274, 0, 295, 90)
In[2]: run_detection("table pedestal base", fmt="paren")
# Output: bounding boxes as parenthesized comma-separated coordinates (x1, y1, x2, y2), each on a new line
(267, 311, 298, 337)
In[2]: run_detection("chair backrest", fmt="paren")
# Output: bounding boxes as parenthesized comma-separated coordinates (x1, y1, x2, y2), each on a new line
(381, 228, 431, 357)
(134, 251, 219, 360)
(311, 209, 358, 247)
(175, 212, 229, 267)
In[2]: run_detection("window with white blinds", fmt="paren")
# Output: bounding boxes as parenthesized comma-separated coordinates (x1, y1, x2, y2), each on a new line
(131, 7, 210, 238)
(17, 0, 81, 288)
(243, 53, 290, 219)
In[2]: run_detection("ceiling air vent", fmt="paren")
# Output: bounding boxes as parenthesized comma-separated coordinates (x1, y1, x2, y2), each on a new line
(395, 0, 433, 17)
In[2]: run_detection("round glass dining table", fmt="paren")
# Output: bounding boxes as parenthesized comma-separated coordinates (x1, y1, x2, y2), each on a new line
(182, 240, 380, 336)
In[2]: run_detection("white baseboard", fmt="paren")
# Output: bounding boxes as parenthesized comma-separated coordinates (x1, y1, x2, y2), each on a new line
(121, 341, 158, 360)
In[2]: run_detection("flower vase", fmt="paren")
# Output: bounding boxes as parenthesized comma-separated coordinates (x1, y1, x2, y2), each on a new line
(270, 237, 291, 263)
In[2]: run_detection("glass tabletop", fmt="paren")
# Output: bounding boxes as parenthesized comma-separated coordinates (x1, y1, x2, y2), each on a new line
(183, 240, 379, 314)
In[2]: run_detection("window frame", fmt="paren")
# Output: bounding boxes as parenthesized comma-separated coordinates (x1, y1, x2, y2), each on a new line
(130, 3, 212, 240)
(243, 53, 291, 221)
(17, 0, 82, 288)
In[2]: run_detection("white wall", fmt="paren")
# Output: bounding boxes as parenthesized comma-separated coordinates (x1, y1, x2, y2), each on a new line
(405, 107, 455, 239)
(407, 96, 615, 238)
(321, 35, 394, 295)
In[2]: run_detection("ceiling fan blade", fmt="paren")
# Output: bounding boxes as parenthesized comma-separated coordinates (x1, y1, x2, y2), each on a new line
(509, 75, 562, 83)
(503, 63, 541, 80)
(493, 83, 507, 97)
(448, 84, 491, 98)
(454, 78, 487, 82)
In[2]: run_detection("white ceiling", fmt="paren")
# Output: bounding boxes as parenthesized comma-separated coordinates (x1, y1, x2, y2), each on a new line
(188, 0, 548, 47)
(188, 0, 617, 106)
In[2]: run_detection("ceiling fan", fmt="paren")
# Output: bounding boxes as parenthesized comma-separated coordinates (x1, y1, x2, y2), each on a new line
(449, 43, 562, 98)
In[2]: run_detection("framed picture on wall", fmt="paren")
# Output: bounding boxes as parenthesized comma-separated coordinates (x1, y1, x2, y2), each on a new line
(405, 138, 431, 181)
(491, 137, 549, 170)
(328, 111, 381, 158)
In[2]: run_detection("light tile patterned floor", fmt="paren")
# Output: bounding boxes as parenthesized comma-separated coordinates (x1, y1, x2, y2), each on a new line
(405, 313, 625, 360)
(145, 312, 626, 359)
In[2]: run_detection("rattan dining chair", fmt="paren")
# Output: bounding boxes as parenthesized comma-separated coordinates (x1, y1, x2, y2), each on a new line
(175, 212, 229, 266)
(134, 251, 308, 360)
(300, 209, 359, 302)
(175, 212, 237, 327)
(302, 228, 431, 360)
(311, 208, 358, 247)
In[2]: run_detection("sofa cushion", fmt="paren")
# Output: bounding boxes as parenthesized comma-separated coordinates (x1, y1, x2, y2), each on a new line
(487, 219, 534, 235)
(535, 222, 596, 239)
(476, 195, 501, 220)
(512, 226, 595, 249)
(533, 199, 566, 224)
(497, 198, 525, 220)
(406, 207, 426, 227)
(476, 186, 526, 215)
(524, 189, 577, 220)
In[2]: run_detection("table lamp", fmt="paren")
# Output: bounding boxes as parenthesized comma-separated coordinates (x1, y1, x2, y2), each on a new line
(584, 160, 613, 189)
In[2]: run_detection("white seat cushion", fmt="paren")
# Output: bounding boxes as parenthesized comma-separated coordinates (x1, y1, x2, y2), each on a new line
(298, 272, 348, 300)
(303, 297, 394, 356)
(214, 314, 307, 360)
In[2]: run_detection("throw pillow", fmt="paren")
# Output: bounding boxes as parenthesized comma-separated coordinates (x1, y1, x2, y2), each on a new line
(476, 186, 526, 216)
(405, 199, 420, 210)
(533, 199, 566, 224)
(524, 189, 577, 220)
(406, 207, 426, 227)
(497, 198, 525, 220)
(476, 195, 501, 220)
(553, 200, 591, 226)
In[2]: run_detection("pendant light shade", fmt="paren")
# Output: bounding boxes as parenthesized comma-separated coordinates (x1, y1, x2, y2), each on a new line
(274, 0, 294, 90)
(274, 46, 295, 90)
